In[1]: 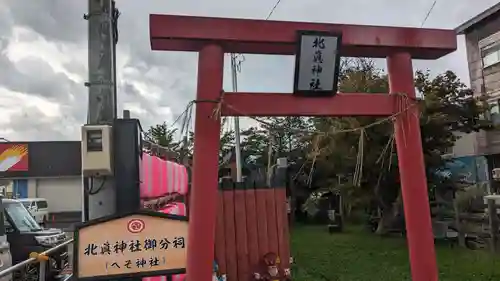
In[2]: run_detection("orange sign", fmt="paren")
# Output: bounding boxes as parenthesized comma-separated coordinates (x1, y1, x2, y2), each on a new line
(0, 144, 28, 172)
(74, 211, 188, 281)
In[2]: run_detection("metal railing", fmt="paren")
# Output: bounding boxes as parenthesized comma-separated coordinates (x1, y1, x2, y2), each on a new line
(0, 239, 74, 281)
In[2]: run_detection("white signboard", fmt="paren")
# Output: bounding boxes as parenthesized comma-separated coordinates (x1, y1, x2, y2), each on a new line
(293, 31, 342, 96)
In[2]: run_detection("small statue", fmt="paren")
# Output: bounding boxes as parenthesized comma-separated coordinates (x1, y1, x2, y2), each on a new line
(213, 260, 226, 281)
(253, 252, 291, 281)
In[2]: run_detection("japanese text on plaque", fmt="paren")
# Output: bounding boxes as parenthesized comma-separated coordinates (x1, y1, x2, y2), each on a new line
(83, 236, 185, 270)
(309, 36, 326, 90)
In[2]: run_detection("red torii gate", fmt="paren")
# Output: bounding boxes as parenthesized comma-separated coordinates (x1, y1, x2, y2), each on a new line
(149, 15, 456, 281)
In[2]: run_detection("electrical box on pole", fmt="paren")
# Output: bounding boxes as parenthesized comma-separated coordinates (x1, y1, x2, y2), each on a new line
(81, 125, 113, 176)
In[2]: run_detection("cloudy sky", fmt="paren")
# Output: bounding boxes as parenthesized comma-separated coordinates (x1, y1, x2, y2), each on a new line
(0, 0, 497, 141)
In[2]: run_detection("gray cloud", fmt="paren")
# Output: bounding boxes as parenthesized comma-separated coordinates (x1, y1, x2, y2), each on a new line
(0, 4, 13, 40)
(0, 54, 87, 141)
(6, 105, 77, 141)
(4, 0, 86, 44)
(0, 55, 80, 101)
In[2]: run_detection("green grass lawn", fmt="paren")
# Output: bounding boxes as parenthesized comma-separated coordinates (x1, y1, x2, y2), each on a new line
(291, 225, 500, 281)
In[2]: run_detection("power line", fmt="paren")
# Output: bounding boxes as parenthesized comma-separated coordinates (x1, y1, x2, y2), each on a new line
(231, 0, 285, 71)
(420, 0, 437, 28)
(266, 0, 283, 20)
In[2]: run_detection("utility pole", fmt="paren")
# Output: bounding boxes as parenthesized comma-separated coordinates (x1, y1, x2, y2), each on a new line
(85, 0, 118, 221)
(82, 4, 140, 281)
(230, 54, 243, 182)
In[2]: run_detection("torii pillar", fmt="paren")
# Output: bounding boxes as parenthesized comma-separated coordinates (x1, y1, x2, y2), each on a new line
(150, 15, 457, 281)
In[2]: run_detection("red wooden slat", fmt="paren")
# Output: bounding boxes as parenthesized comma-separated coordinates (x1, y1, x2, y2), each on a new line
(244, 189, 260, 275)
(274, 188, 290, 269)
(223, 190, 238, 281)
(234, 189, 249, 281)
(265, 189, 279, 255)
(282, 214, 291, 271)
(255, 189, 269, 258)
(215, 191, 227, 275)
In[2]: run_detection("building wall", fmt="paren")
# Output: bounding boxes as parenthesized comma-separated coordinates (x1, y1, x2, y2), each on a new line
(452, 132, 478, 157)
(0, 141, 83, 215)
(465, 13, 500, 94)
(27, 179, 36, 198)
(26, 177, 82, 213)
(463, 13, 500, 156)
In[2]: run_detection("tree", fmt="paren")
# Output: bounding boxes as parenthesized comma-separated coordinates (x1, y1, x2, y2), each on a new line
(144, 120, 240, 163)
(307, 59, 491, 233)
(239, 117, 311, 168)
(144, 122, 181, 160)
(219, 129, 236, 162)
(416, 70, 491, 199)
(144, 60, 491, 234)
(306, 59, 391, 220)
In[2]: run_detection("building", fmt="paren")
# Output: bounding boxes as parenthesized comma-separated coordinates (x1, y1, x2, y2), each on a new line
(0, 141, 82, 217)
(451, 2, 500, 182)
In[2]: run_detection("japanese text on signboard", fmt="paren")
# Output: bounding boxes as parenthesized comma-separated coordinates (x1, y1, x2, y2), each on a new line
(294, 31, 341, 95)
(83, 236, 185, 270)
(76, 214, 188, 279)
(310, 36, 325, 90)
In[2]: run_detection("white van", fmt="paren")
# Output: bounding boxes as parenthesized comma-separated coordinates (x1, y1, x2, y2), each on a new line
(17, 198, 49, 225)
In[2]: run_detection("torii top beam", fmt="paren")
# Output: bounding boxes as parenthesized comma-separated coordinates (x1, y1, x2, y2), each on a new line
(150, 14, 457, 59)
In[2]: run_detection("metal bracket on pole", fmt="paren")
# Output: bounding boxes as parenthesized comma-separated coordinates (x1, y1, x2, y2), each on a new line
(84, 80, 114, 87)
(83, 12, 107, 20)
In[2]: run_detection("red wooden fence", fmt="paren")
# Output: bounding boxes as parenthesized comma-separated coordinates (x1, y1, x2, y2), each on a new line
(215, 185, 290, 281)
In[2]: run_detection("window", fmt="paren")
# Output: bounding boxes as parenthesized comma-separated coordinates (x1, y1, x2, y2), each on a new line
(4, 201, 41, 232)
(36, 201, 48, 209)
(483, 50, 500, 68)
(489, 100, 500, 125)
(482, 45, 500, 68)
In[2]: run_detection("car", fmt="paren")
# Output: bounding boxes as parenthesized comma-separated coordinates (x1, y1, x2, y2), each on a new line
(0, 203, 12, 281)
(17, 198, 49, 225)
(3, 198, 66, 281)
